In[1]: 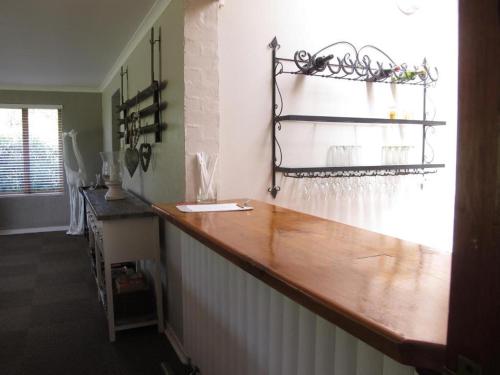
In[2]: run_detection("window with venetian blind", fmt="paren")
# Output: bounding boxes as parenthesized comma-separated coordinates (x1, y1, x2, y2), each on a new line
(0, 105, 64, 195)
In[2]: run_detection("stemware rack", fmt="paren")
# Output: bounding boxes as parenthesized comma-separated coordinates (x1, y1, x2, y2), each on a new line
(268, 37, 446, 197)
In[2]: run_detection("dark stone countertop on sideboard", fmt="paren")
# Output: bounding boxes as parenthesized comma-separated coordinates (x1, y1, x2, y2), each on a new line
(81, 188, 155, 221)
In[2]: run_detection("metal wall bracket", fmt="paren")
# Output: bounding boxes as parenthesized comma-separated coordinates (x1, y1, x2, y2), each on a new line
(119, 27, 166, 148)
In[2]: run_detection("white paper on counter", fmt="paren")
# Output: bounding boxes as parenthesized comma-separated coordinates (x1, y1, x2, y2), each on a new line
(176, 203, 253, 213)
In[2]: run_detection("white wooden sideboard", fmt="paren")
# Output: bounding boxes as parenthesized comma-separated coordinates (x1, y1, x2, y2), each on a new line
(81, 188, 164, 342)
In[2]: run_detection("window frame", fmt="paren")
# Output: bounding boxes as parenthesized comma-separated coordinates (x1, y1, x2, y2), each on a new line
(0, 104, 64, 197)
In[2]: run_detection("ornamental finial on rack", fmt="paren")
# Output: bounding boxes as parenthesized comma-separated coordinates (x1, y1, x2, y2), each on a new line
(292, 42, 438, 85)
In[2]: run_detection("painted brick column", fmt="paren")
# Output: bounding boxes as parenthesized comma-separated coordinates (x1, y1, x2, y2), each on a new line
(184, 0, 220, 201)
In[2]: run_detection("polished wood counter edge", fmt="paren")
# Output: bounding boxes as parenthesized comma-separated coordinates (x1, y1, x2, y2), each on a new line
(82, 188, 155, 220)
(152, 200, 450, 370)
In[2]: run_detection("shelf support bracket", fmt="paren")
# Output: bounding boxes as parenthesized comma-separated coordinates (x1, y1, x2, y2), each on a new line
(269, 37, 280, 198)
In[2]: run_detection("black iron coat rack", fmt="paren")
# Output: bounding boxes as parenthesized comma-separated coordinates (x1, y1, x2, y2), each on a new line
(118, 27, 167, 175)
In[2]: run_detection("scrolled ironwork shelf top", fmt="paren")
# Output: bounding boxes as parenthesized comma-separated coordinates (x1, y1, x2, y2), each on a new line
(277, 164, 445, 179)
(282, 169, 439, 179)
(274, 41, 439, 86)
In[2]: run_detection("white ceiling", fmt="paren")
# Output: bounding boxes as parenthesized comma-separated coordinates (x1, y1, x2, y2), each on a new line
(0, 0, 157, 90)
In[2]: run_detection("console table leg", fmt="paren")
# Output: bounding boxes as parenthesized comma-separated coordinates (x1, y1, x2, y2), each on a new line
(95, 247, 103, 301)
(154, 261, 164, 332)
(105, 261, 116, 342)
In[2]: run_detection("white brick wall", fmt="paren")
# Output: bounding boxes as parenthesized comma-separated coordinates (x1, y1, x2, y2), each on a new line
(184, 0, 220, 201)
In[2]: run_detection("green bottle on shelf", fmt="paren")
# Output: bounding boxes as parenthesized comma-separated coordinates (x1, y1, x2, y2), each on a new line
(400, 70, 417, 82)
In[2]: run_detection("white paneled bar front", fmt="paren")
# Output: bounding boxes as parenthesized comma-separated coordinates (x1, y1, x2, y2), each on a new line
(168, 224, 417, 375)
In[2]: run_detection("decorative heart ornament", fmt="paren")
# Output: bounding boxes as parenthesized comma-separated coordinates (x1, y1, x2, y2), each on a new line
(139, 143, 152, 172)
(125, 147, 139, 177)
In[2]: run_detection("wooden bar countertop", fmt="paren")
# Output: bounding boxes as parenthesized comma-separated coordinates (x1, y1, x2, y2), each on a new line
(152, 200, 450, 371)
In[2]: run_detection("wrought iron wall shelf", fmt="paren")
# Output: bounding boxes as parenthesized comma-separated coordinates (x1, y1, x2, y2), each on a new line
(277, 164, 444, 178)
(276, 115, 446, 126)
(268, 37, 446, 198)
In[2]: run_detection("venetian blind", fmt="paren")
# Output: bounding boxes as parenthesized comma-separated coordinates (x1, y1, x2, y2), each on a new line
(0, 105, 64, 195)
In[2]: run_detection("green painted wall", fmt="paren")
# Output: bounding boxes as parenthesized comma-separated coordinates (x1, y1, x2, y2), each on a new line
(101, 0, 185, 204)
(0, 90, 102, 230)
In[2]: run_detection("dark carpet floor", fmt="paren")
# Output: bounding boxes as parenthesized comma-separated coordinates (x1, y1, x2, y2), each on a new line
(0, 231, 187, 375)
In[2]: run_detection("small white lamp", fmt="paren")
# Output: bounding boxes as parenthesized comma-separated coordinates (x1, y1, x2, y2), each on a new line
(100, 151, 127, 200)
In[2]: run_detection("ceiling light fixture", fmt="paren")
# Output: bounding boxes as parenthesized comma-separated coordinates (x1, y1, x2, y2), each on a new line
(397, 0, 422, 15)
